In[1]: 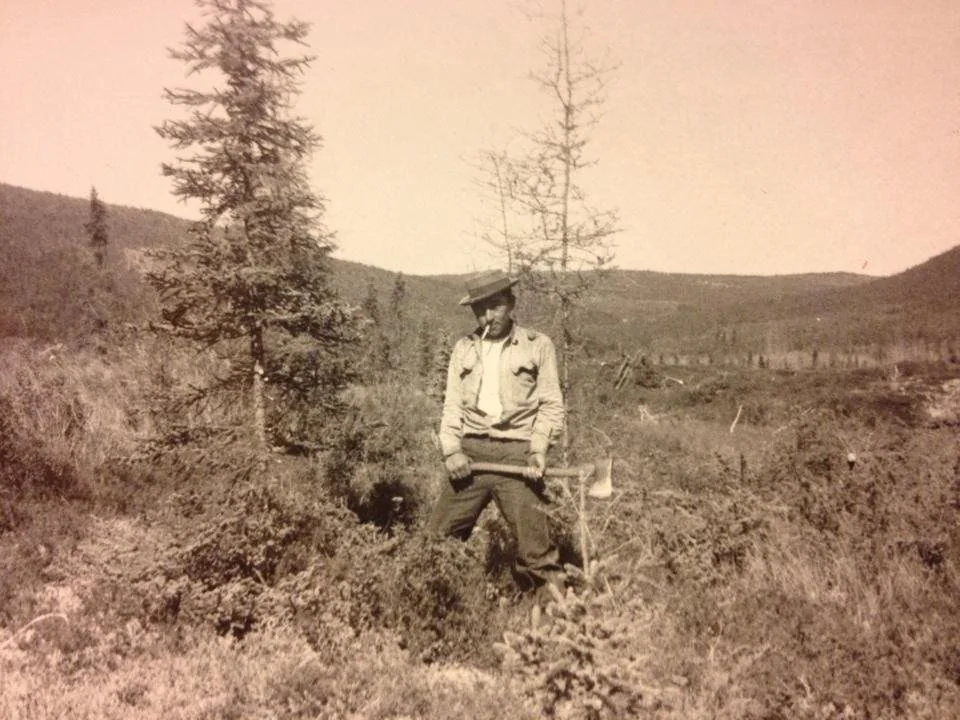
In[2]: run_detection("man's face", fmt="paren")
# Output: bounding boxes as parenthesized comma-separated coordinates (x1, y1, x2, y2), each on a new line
(471, 291, 515, 340)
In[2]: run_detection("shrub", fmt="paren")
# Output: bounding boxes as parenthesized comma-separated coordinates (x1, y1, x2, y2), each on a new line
(129, 455, 364, 632)
(495, 559, 678, 718)
(0, 497, 87, 627)
(273, 530, 503, 665)
(322, 380, 444, 529)
(110, 437, 505, 665)
(385, 533, 502, 663)
(0, 360, 86, 501)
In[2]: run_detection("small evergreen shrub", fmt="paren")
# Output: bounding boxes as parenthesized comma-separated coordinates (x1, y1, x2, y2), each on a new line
(323, 380, 443, 528)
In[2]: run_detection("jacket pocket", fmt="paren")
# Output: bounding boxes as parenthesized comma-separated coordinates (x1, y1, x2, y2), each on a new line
(459, 346, 478, 376)
(459, 348, 480, 404)
(507, 359, 538, 405)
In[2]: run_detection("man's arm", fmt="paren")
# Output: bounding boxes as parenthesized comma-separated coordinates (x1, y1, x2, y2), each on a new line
(438, 339, 474, 480)
(438, 339, 467, 459)
(529, 334, 564, 457)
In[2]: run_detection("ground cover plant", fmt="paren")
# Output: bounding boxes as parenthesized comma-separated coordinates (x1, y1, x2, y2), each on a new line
(2, 330, 959, 718)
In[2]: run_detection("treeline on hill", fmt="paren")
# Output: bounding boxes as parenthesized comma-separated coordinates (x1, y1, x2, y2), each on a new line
(0, 185, 166, 342)
(0, 183, 465, 346)
(580, 249, 960, 368)
(4, 181, 960, 367)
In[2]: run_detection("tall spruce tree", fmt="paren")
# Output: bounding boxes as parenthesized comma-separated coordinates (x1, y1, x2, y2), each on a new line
(386, 272, 407, 371)
(358, 279, 391, 376)
(83, 185, 112, 339)
(389, 272, 406, 322)
(84, 186, 109, 269)
(150, 0, 355, 453)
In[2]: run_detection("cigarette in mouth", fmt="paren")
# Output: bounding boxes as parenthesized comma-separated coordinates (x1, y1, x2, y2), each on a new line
(481, 323, 490, 340)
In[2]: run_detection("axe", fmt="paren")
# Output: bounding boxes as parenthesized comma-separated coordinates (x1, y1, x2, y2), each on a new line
(470, 457, 613, 499)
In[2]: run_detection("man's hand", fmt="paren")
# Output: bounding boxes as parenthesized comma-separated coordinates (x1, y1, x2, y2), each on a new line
(524, 452, 546, 481)
(444, 452, 472, 482)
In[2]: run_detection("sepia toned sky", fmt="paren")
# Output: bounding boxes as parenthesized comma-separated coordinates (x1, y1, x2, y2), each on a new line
(2, 0, 959, 277)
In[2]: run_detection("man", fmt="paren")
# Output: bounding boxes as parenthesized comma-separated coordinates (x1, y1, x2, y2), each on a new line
(429, 268, 565, 590)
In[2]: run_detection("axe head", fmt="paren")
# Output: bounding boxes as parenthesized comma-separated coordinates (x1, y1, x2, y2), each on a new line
(587, 457, 613, 499)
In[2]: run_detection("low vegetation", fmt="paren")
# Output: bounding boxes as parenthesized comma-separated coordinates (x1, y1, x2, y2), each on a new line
(2, 327, 958, 718)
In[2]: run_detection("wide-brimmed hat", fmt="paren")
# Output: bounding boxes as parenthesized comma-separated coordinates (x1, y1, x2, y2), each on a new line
(458, 269, 520, 306)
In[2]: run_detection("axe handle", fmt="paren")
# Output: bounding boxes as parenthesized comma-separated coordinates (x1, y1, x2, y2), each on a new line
(470, 462, 591, 479)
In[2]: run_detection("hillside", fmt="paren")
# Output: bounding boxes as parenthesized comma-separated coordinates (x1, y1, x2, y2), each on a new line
(2, 182, 958, 358)
(706, 244, 960, 323)
(577, 269, 873, 348)
(0, 183, 469, 338)
(670, 244, 960, 359)
(0, 183, 188, 254)
(836, 243, 960, 311)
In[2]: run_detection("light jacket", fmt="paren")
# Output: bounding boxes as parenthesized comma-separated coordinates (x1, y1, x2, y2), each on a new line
(438, 323, 564, 458)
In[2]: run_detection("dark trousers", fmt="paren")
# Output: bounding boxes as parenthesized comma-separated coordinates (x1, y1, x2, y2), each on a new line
(428, 436, 561, 586)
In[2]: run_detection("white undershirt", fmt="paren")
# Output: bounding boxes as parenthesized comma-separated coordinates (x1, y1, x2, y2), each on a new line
(476, 338, 505, 419)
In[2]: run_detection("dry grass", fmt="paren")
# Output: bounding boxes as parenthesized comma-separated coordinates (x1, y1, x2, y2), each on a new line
(0, 338, 157, 483)
(0, 612, 530, 720)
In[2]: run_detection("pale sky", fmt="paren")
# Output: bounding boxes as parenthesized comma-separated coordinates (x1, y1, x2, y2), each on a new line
(2, 0, 959, 277)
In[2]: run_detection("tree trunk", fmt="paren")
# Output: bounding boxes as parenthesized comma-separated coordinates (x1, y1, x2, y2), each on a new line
(558, 0, 573, 467)
(251, 326, 267, 451)
(560, 294, 571, 466)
